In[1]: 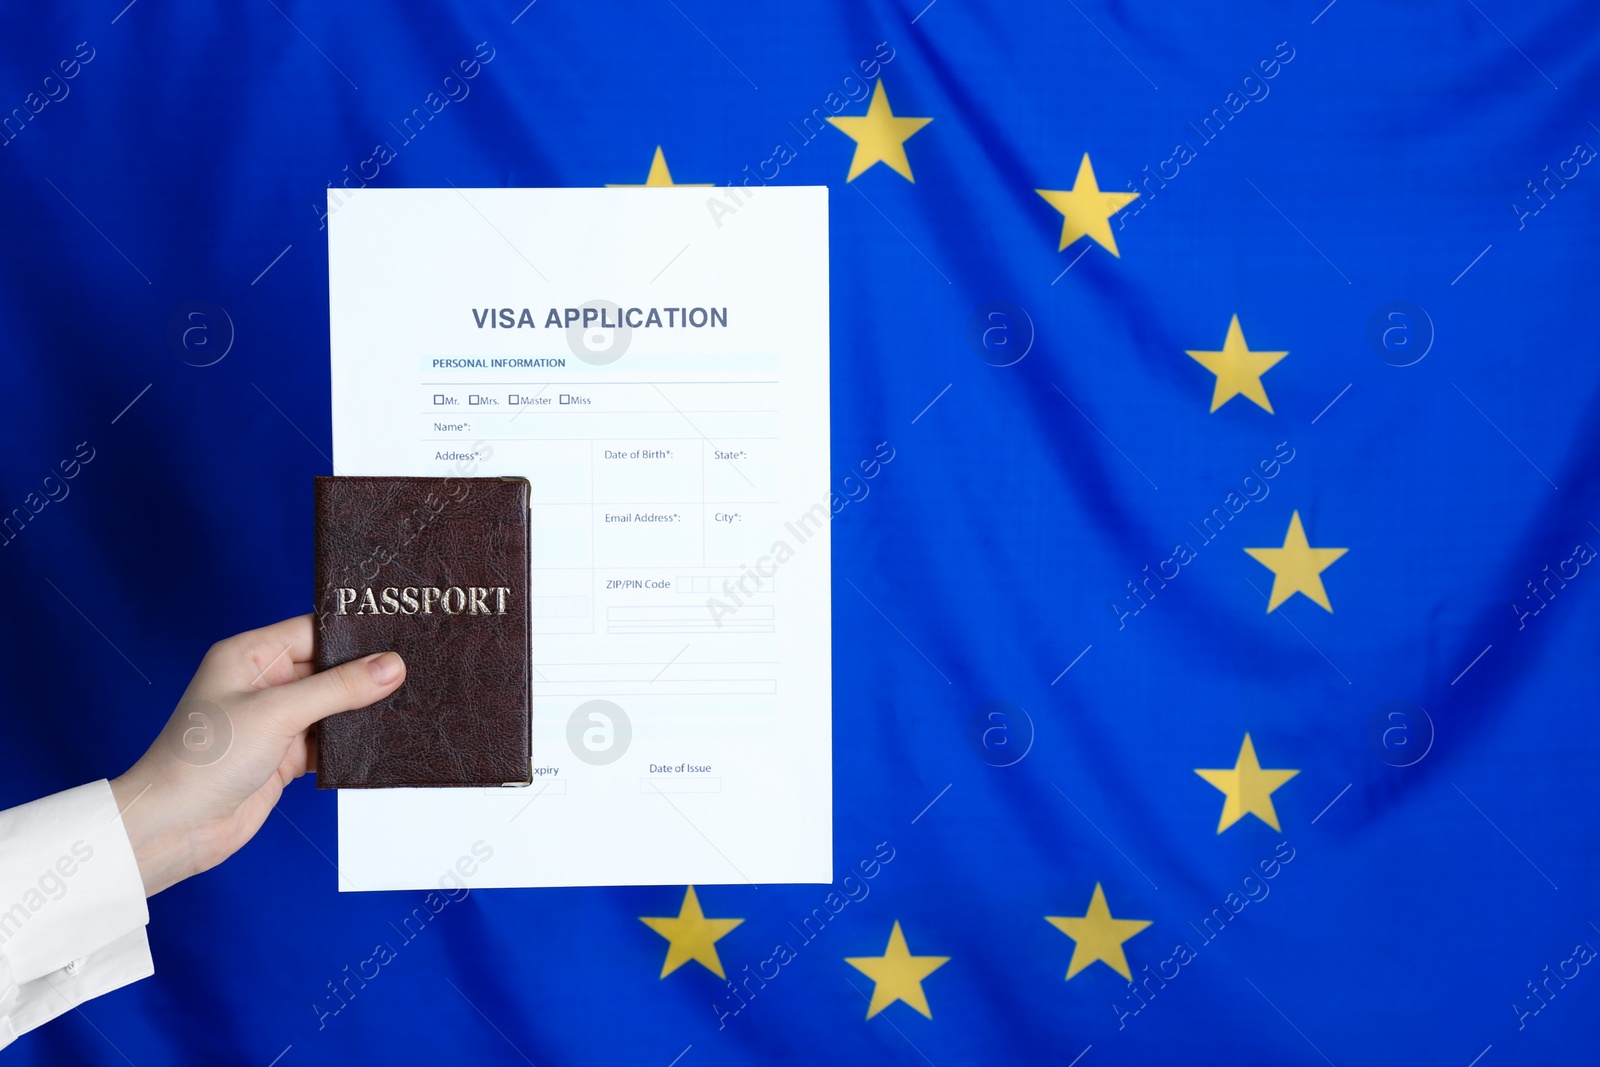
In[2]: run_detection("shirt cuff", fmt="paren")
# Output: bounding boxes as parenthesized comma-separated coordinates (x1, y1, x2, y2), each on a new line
(0, 926, 153, 1048)
(0, 779, 150, 987)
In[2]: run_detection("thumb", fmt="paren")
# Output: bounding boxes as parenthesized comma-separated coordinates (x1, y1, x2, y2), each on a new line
(255, 651, 406, 734)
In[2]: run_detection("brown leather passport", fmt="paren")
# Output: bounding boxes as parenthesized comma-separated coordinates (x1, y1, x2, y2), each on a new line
(313, 475, 532, 788)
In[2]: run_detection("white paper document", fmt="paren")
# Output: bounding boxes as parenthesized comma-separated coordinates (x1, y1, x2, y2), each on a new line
(327, 187, 830, 889)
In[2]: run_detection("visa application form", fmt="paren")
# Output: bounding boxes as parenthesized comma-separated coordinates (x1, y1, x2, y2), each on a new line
(327, 187, 830, 888)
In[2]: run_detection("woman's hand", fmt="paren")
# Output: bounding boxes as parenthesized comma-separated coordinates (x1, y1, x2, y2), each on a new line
(109, 614, 404, 896)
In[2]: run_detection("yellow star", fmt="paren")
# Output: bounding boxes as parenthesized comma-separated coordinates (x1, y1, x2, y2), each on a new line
(1045, 883, 1151, 981)
(606, 146, 712, 188)
(844, 921, 949, 1019)
(639, 886, 743, 978)
(1185, 315, 1289, 413)
(826, 80, 932, 182)
(1035, 154, 1140, 257)
(1244, 510, 1347, 612)
(1195, 733, 1300, 833)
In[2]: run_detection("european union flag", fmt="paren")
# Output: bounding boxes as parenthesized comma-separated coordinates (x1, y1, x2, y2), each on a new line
(2, 1, 1596, 1063)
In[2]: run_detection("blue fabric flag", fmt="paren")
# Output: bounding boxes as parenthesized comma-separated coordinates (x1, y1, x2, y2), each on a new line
(2, 1, 1596, 1063)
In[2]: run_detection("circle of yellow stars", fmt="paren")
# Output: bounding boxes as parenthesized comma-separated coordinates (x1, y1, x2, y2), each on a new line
(638, 722, 1299, 1013)
(610, 65, 1344, 1024)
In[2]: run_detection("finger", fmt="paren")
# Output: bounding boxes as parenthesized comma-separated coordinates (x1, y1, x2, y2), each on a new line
(277, 732, 312, 781)
(207, 615, 316, 689)
(246, 614, 316, 663)
(252, 651, 405, 735)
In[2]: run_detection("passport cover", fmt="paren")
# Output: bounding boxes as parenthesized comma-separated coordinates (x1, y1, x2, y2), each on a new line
(313, 475, 532, 788)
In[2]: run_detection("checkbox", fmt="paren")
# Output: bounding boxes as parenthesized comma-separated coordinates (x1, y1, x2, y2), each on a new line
(433, 394, 446, 405)
(559, 394, 571, 405)
(469, 395, 481, 405)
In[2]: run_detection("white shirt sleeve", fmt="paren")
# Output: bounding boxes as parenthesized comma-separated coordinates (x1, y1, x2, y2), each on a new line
(0, 780, 153, 1049)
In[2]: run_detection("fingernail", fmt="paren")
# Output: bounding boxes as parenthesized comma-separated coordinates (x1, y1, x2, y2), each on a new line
(368, 652, 403, 685)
